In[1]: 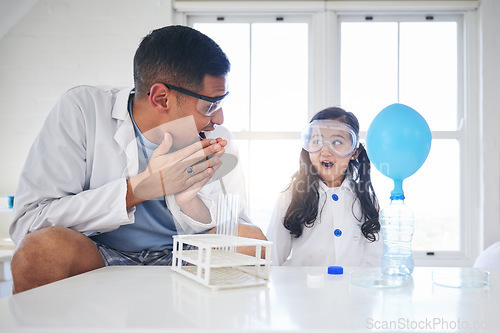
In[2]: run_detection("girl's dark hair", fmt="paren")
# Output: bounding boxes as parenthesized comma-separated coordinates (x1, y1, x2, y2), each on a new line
(133, 25, 230, 97)
(283, 107, 380, 242)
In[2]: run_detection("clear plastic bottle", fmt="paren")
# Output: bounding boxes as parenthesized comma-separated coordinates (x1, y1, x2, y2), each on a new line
(381, 195, 414, 276)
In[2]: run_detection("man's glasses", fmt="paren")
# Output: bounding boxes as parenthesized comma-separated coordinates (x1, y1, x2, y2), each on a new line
(151, 83, 228, 117)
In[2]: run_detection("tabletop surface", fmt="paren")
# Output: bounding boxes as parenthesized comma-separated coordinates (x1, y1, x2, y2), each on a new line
(0, 266, 498, 333)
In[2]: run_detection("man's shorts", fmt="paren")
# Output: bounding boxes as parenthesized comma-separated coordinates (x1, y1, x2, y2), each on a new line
(93, 241, 185, 266)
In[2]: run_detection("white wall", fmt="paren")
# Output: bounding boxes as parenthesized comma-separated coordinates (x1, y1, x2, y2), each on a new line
(0, 0, 173, 196)
(0, 0, 498, 252)
(479, 0, 500, 249)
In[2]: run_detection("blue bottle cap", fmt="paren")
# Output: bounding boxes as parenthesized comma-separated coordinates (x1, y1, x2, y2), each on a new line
(7, 196, 14, 209)
(327, 266, 343, 275)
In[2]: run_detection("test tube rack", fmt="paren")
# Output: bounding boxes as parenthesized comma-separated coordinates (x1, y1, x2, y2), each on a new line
(171, 234, 272, 290)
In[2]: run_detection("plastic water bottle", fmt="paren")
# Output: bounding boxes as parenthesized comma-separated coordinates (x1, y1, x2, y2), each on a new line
(381, 195, 414, 276)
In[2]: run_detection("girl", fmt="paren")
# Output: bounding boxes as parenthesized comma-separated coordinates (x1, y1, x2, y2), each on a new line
(267, 107, 382, 266)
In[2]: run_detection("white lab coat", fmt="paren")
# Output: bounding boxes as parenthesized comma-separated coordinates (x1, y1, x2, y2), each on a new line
(266, 179, 382, 266)
(10, 85, 248, 245)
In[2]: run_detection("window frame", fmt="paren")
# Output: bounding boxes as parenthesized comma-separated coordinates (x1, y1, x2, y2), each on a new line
(335, 13, 475, 266)
(187, 15, 312, 231)
(174, 1, 480, 266)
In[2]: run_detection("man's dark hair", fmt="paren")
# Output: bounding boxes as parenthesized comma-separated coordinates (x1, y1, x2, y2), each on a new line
(133, 25, 230, 97)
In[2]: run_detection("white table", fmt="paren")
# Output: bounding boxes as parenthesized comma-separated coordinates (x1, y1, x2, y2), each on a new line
(0, 266, 498, 332)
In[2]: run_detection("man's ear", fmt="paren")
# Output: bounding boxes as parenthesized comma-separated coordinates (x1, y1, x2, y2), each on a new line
(148, 83, 170, 110)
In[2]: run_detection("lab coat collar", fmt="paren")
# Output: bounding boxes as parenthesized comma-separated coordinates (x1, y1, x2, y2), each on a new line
(318, 177, 356, 195)
(112, 87, 139, 178)
(112, 87, 134, 120)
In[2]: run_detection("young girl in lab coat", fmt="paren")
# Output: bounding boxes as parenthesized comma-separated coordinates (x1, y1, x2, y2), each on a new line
(267, 107, 382, 266)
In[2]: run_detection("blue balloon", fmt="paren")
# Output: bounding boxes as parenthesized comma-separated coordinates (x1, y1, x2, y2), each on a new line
(366, 103, 432, 197)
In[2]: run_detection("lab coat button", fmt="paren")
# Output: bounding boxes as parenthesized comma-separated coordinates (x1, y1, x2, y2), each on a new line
(353, 235, 359, 241)
(334, 229, 342, 237)
(332, 194, 339, 201)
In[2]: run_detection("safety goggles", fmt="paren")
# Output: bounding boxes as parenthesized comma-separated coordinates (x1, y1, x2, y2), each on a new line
(162, 83, 228, 116)
(301, 119, 358, 157)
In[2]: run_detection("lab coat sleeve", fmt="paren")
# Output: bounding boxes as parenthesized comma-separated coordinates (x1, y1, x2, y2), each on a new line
(10, 91, 134, 245)
(165, 193, 217, 234)
(266, 190, 293, 266)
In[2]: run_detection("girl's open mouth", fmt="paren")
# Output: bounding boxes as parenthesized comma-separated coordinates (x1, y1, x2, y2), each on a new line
(321, 161, 334, 168)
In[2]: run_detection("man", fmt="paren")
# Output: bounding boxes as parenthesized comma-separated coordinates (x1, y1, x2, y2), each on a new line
(10, 25, 265, 293)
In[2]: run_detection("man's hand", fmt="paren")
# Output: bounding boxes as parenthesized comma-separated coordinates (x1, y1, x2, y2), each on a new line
(127, 134, 227, 210)
(175, 139, 228, 206)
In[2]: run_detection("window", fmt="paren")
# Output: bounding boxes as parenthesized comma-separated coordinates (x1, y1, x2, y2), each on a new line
(339, 16, 462, 253)
(190, 16, 309, 232)
(177, 1, 479, 265)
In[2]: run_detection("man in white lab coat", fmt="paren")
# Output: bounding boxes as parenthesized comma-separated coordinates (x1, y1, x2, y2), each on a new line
(9, 25, 264, 293)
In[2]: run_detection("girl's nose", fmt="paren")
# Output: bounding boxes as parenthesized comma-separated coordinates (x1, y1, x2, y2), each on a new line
(320, 143, 335, 156)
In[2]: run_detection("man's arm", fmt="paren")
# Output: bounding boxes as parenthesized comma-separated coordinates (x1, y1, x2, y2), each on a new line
(10, 88, 134, 244)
